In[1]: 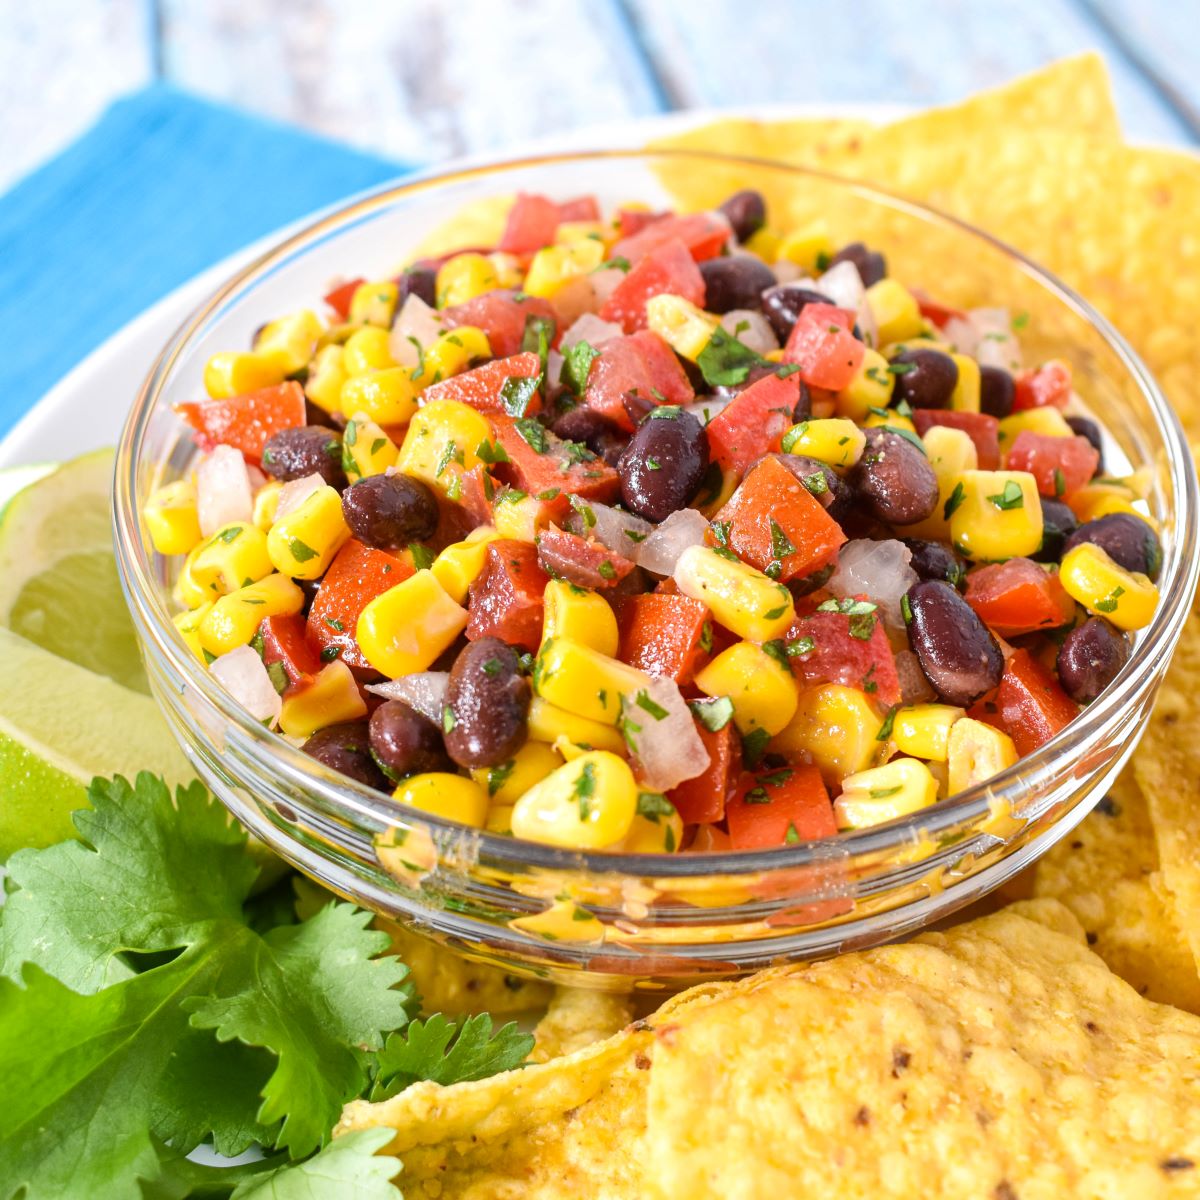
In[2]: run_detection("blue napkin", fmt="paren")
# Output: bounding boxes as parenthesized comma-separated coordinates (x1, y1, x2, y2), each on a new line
(0, 83, 409, 435)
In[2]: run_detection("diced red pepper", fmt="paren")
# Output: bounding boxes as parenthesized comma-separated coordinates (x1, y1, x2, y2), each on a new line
(583, 331, 694, 431)
(323, 277, 364, 321)
(258, 613, 322, 697)
(176, 381, 306, 465)
(726, 764, 836, 849)
(705, 371, 800, 475)
(713, 455, 845, 583)
(490, 414, 621, 505)
(615, 593, 711, 684)
(911, 409, 1001, 471)
(1003, 431, 1099, 498)
(536, 528, 635, 590)
(915, 295, 966, 328)
(556, 195, 601, 223)
(598, 238, 706, 333)
(1013, 360, 1072, 412)
(964, 559, 1075, 638)
(307, 539, 412, 670)
(989, 648, 1079, 756)
(421, 352, 543, 415)
(466, 540, 549, 652)
(784, 607, 901, 707)
(611, 211, 731, 265)
(667, 719, 740, 825)
(498, 193, 561, 255)
(442, 289, 558, 357)
(782, 303, 864, 391)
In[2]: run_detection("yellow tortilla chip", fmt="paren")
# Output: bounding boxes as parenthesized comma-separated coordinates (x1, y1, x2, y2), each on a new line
(530, 986, 635, 1063)
(411, 193, 513, 259)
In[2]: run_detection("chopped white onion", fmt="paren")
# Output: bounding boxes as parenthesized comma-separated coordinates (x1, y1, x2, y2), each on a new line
(686, 394, 734, 427)
(719, 310, 778, 356)
(210, 645, 282, 728)
(621, 676, 710, 792)
(550, 275, 599, 328)
(638, 508, 709, 576)
(770, 259, 805, 285)
(855, 296, 878, 350)
(826, 539, 918, 632)
(388, 294, 443, 368)
(941, 315, 978, 358)
(274, 472, 326, 521)
(564, 501, 653, 556)
(968, 307, 1023, 372)
(561, 312, 623, 351)
(196, 445, 253, 537)
(547, 348, 564, 387)
(895, 649, 937, 705)
(588, 268, 625, 307)
(367, 672, 449, 723)
(816, 260, 865, 313)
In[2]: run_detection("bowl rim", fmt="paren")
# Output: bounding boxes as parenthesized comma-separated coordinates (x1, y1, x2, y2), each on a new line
(113, 145, 1200, 880)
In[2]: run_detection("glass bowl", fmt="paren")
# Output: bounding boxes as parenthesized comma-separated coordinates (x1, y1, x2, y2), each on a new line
(113, 150, 1199, 991)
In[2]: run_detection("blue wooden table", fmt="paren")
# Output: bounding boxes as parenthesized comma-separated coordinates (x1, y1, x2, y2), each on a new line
(2, 0, 1196, 195)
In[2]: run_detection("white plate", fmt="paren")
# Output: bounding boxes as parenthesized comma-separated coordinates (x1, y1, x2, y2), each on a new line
(0, 104, 900, 472)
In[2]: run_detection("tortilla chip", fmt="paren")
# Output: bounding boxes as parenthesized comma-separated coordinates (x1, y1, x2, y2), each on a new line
(411, 193, 513, 259)
(530, 986, 636, 1063)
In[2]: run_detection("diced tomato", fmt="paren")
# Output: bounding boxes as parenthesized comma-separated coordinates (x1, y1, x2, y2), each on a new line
(705, 371, 800, 474)
(1013, 360, 1072, 412)
(726, 764, 836, 849)
(668, 719, 740, 824)
(911, 409, 1001, 470)
(616, 208, 663, 239)
(458, 465, 496, 526)
(258, 613, 322, 697)
(176, 381, 306, 465)
(498, 193, 561, 255)
(583, 331, 694, 431)
(421, 352, 543, 415)
(556, 195, 601, 223)
(785, 608, 901, 707)
(714, 455, 845, 583)
(442, 289, 558, 357)
(615, 593, 711, 684)
(964, 559, 1076, 638)
(989, 648, 1079, 756)
(307, 539, 412, 670)
(611, 211, 731, 265)
(323, 277, 364, 321)
(490, 414, 620, 505)
(466, 540, 549, 652)
(915, 295, 966, 328)
(536, 528, 635, 590)
(782, 303, 864, 391)
(1003, 431, 1099, 498)
(598, 238, 706, 333)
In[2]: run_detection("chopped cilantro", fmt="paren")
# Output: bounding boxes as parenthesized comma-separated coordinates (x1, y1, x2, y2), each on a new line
(289, 538, 318, 563)
(408, 543, 435, 571)
(695, 325, 768, 388)
(635, 689, 669, 720)
(943, 481, 966, 520)
(573, 760, 597, 820)
(476, 437, 510, 465)
(514, 417, 548, 453)
(560, 340, 601, 397)
(1094, 585, 1125, 614)
(987, 479, 1025, 510)
(636, 792, 676, 822)
(500, 373, 542, 418)
(688, 695, 734, 732)
(876, 706, 899, 741)
(769, 518, 796, 560)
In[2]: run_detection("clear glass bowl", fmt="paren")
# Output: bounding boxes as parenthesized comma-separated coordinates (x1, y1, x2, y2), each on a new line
(114, 150, 1199, 991)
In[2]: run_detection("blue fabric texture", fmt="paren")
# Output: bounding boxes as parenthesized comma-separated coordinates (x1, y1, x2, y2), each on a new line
(0, 84, 406, 434)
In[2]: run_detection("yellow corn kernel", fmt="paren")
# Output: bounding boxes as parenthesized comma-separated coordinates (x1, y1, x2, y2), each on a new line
(254, 309, 323, 374)
(772, 683, 885, 785)
(541, 579, 618, 656)
(509, 897, 605, 943)
(487, 251, 525, 288)
(510, 750, 638, 849)
(175, 541, 218, 609)
(779, 418, 866, 469)
(356, 570, 469, 677)
(865, 279, 923, 345)
(835, 347, 892, 421)
(947, 718, 1018, 795)
(305, 345, 349, 414)
(997, 407, 1073, 444)
(172, 603, 213, 662)
(199, 572, 304, 656)
(619, 793, 683, 853)
(395, 399, 492, 501)
(342, 327, 395, 377)
(1068, 483, 1148, 525)
(522, 240, 605, 299)
(534, 638, 652, 726)
(902, 426, 978, 541)
(777, 221, 834, 272)
(743, 227, 781, 261)
(646, 294, 720, 362)
(190, 522, 273, 596)
(267, 485, 350, 580)
(437, 252, 501, 308)
(339, 368, 420, 426)
(862, 411, 917, 435)
(277, 659, 367, 738)
(1059, 543, 1158, 631)
(949, 353, 981, 413)
(674, 545, 795, 643)
(253, 481, 283, 531)
(949, 470, 1043, 562)
(555, 221, 609, 247)
(472, 741, 565, 807)
(693, 642, 798, 736)
(892, 704, 964, 762)
(348, 280, 399, 328)
(834, 758, 939, 830)
(144, 479, 202, 556)
(419, 326, 492, 386)
(203, 350, 290, 400)
(526, 696, 628, 756)
(430, 527, 503, 604)
(341, 414, 398, 482)
(485, 804, 514, 835)
(394, 772, 489, 828)
(692, 462, 739, 517)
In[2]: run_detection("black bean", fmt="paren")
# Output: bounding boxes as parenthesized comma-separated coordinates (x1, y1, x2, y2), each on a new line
(341, 474, 439, 549)
(978, 365, 1015, 419)
(793, 378, 813, 422)
(848, 428, 939, 526)
(905, 580, 1004, 706)
(552, 406, 628, 465)
(828, 242, 887, 288)
(1032, 497, 1078, 564)
(761, 285, 834, 342)
(771, 453, 841, 511)
(718, 189, 767, 242)
(1064, 513, 1162, 581)
(444, 638, 530, 769)
(261, 425, 345, 488)
(1057, 618, 1129, 704)
(303, 721, 388, 791)
(1066, 415, 1104, 473)
(902, 538, 966, 589)
(622, 391, 658, 428)
(891, 349, 959, 411)
(617, 407, 709, 522)
(369, 700, 451, 780)
(698, 256, 778, 314)
(396, 266, 437, 309)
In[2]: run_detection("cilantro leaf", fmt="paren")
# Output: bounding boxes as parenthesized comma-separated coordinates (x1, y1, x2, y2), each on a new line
(696, 326, 770, 388)
(559, 340, 601, 397)
(228, 1128, 401, 1199)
